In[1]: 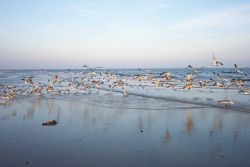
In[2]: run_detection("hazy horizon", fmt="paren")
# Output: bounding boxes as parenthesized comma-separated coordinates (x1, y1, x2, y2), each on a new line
(1, 0, 250, 69)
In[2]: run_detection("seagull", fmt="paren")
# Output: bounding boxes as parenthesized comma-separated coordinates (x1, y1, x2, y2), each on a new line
(234, 64, 243, 74)
(212, 72, 229, 82)
(92, 80, 103, 89)
(239, 88, 249, 95)
(182, 82, 193, 90)
(134, 75, 146, 82)
(152, 80, 164, 88)
(198, 80, 211, 88)
(218, 99, 233, 106)
(214, 81, 225, 88)
(186, 74, 194, 82)
(160, 71, 171, 80)
(21, 77, 34, 84)
(186, 65, 199, 74)
(123, 90, 128, 97)
(225, 79, 244, 89)
(212, 53, 223, 66)
(234, 64, 248, 76)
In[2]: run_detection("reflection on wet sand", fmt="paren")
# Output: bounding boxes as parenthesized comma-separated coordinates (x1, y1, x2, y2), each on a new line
(1, 94, 250, 167)
(1, 95, 250, 136)
(164, 129, 172, 141)
(186, 112, 193, 134)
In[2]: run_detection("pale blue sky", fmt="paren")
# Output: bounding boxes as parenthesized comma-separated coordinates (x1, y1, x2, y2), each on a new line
(0, 0, 250, 69)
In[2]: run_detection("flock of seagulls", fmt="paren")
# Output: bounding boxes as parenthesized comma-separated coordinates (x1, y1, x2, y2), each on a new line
(0, 55, 249, 108)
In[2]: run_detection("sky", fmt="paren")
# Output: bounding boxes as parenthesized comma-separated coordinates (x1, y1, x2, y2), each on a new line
(0, 0, 250, 69)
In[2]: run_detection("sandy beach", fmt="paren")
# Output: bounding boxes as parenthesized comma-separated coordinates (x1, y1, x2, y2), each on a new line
(1, 91, 250, 167)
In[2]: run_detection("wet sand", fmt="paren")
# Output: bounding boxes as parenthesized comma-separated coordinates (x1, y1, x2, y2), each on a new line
(1, 93, 250, 167)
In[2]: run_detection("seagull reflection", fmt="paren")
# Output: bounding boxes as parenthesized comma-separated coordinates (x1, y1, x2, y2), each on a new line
(186, 113, 193, 134)
(164, 129, 172, 140)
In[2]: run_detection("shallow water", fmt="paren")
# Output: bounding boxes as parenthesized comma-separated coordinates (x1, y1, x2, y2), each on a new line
(1, 93, 250, 167)
(1, 68, 250, 111)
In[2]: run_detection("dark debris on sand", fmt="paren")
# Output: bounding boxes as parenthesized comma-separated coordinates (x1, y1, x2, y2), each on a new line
(42, 120, 58, 126)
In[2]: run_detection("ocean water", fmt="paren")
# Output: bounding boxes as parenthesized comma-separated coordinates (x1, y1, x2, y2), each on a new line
(1, 68, 250, 112)
(1, 68, 250, 166)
